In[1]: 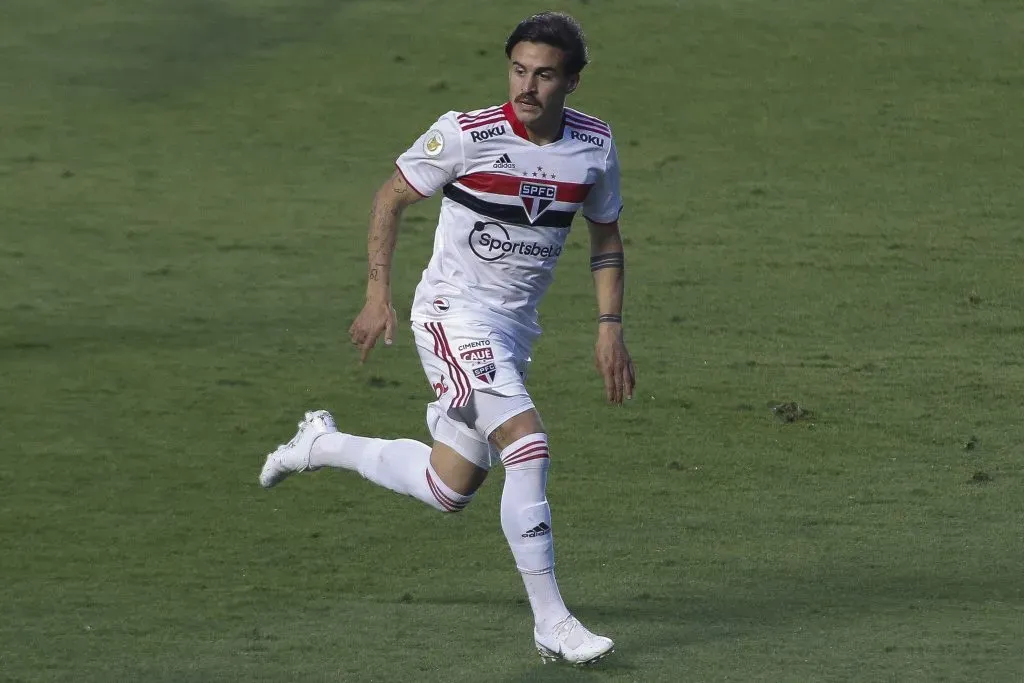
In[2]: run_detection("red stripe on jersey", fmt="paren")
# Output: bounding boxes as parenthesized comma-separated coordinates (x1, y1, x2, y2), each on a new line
(460, 115, 506, 131)
(458, 107, 502, 123)
(565, 114, 610, 133)
(457, 172, 592, 204)
(565, 119, 611, 138)
(501, 101, 531, 141)
(394, 163, 428, 198)
(565, 109, 611, 133)
(565, 118, 610, 136)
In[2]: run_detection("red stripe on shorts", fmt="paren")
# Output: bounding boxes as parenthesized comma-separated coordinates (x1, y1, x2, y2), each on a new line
(426, 322, 464, 407)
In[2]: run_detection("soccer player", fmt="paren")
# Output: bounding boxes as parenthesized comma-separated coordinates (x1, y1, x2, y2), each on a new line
(259, 12, 634, 665)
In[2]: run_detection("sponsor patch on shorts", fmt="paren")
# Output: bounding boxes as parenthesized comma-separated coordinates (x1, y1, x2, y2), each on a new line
(432, 297, 450, 314)
(460, 347, 494, 362)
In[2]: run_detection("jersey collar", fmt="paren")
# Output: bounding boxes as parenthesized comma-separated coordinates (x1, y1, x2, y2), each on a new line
(502, 101, 566, 145)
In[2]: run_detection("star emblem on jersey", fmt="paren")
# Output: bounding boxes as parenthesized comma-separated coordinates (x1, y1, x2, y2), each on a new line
(518, 180, 558, 224)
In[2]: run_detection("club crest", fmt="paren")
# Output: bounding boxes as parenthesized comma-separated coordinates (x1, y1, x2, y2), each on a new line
(518, 181, 557, 224)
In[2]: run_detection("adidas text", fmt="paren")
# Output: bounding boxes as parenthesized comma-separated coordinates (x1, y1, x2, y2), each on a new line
(522, 522, 551, 538)
(492, 153, 516, 169)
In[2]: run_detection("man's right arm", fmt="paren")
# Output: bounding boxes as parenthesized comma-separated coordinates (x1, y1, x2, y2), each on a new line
(349, 168, 425, 362)
(366, 168, 426, 303)
(350, 111, 460, 362)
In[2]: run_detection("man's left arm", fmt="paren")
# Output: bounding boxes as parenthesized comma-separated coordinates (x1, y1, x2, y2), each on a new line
(588, 219, 635, 404)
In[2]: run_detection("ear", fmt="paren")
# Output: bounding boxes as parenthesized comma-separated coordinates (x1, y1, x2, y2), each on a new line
(567, 74, 580, 94)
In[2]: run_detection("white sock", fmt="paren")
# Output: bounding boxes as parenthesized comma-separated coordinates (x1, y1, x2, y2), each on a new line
(521, 570, 570, 633)
(310, 433, 471, 512)
(499, 434, 571, 632)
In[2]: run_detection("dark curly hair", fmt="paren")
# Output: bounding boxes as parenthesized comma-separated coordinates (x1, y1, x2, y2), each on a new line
(505, 12, 589, 75)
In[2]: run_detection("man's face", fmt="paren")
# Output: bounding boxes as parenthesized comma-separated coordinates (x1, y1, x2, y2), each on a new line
(508, 41, 578, 126)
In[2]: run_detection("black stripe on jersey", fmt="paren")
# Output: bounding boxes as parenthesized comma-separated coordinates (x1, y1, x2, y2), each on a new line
(442, 184, 576, 229)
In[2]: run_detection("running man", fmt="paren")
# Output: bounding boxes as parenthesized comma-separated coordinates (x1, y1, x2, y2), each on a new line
(260, 11, 635, 665)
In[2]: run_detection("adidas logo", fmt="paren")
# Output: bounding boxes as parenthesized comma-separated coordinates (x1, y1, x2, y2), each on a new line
(521, 522, 551, 538)
(492, 153, 516, 169)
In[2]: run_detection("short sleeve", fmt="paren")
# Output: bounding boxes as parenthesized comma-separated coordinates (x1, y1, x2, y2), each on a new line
(395, 112, 463, 198)
(582, 138, 623, 225)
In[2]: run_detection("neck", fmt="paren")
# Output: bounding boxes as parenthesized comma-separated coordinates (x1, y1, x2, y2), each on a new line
(524, 108, 564, 145)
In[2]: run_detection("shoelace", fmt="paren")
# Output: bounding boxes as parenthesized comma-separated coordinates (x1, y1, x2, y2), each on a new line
(550, 616, 581, 639)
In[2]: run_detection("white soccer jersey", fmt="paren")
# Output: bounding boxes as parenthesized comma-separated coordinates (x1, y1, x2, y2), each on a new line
(396, 101, 622, 345)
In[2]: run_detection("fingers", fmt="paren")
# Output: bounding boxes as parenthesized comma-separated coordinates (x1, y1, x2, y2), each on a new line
(350, 319, 382, 364)
(350, 302, 398, 363)
(359, 333, 377, 363)
(349, 326, 365, 349)
(601, 363, 615, 403)
(383, 305, 396, 347)
(611, 363, 624, 404)
(596, 348, 628, 404)
(621, 361, 634, 401)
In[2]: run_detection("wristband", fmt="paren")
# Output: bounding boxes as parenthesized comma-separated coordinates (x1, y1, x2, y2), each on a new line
(598, 314, 622, 324)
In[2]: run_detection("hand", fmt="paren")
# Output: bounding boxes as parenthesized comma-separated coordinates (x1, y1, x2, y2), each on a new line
(349, 297, 397, 363)
(594, 324, 636, 404)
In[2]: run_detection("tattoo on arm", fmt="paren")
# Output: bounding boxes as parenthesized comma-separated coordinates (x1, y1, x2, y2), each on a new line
(369, 196, 400, 220)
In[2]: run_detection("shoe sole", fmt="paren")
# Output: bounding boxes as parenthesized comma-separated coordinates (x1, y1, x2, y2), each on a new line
(536, 644, 615, 666)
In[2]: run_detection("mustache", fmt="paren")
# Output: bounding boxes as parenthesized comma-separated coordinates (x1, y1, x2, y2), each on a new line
(515, 95, 541, 106)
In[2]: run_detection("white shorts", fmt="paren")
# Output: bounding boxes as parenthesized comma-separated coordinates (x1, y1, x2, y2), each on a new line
(412, 319, 535, 470)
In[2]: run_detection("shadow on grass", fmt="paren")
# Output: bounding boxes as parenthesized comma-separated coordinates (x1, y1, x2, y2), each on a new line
(390, 564, 1021, 683)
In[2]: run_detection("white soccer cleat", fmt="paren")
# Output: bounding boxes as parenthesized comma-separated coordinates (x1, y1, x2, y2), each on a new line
(258, 410, 337, 488)
(534, 615, 614, 666)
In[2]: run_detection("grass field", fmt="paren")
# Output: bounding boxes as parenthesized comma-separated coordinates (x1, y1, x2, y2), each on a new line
(2, 0, 1023, 681)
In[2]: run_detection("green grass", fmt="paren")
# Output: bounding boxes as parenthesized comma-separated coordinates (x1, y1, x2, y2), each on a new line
(2, 0, 1024, 681)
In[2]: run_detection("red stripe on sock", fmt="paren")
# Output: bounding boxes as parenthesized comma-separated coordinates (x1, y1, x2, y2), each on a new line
(426, 469, 469, 511)
(503, 445, 548, 464)
(425, 469, 457, 511)
(503, 451, 550, 467)
(502, 439, 546, 462)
